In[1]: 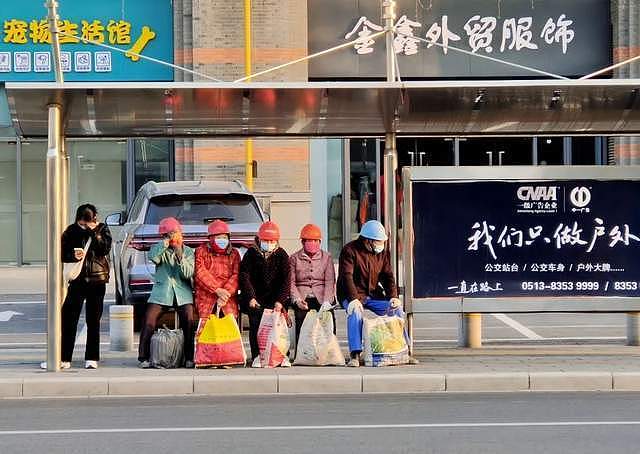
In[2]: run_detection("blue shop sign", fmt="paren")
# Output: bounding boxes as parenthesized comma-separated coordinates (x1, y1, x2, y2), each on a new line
(0, 0, 173, 81)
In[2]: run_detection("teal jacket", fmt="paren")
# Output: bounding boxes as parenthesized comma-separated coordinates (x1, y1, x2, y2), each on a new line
(148, 241, 195, 307)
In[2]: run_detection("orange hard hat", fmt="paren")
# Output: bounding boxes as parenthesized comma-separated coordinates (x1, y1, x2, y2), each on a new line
(300, 224, 322, 241)
(258, 221, 280, 241)
(208, 219, 230, 236)
(158, 217, 182, 235)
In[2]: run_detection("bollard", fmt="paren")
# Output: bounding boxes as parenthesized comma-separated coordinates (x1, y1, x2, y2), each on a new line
(110, 305, 134, 351)
(627, 312, 640, 346)
(458, 313, 482, 348)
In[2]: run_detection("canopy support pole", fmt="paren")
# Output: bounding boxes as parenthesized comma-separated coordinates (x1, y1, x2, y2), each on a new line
(45, 0, 64, 84)
(46, 104, 64, 372)
(383, 1, 399, 278)
(383, 133, 398, 278)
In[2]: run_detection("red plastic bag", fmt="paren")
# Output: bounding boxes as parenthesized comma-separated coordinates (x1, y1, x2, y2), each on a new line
(256, 309, 290, 368)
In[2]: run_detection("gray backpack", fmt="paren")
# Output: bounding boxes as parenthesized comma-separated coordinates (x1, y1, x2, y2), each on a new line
(150, 326, 184, 369)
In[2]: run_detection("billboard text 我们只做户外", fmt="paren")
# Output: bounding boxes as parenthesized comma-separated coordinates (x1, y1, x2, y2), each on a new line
(0, 0, 173, 81)
(410, 174, 640, 299)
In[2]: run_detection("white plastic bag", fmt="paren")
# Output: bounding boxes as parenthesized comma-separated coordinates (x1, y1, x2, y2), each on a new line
(363, 315, 410, 367)
(63, 238, 92, 283)
(256, 309, 290, 368)
(294, 309, 345, 366)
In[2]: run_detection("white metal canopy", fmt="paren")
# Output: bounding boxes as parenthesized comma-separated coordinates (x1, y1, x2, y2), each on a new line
(5, 79, 640, 138)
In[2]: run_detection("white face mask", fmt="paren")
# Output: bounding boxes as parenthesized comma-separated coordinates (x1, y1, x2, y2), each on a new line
(260, 241, 277, 253)
(369, 241, 384, 254)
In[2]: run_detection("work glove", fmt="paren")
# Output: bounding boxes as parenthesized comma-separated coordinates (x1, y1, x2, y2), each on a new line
(319, 301, 334, 312)
(389, 298, 402, 309)
(346, 299, 363, 316)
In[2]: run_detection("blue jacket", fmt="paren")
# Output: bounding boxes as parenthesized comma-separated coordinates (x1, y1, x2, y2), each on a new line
(148, 241, 195, 307)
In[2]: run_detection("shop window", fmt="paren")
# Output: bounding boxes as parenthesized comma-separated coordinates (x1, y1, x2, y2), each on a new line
(21, 141, 46, 263)
(134, 139, 172, 192)
(397, 138, 454, 167)
(537, 137, 564, 165)
(0, 142, 17, 263)
(349, 139, 378, 236)
(571, 137, 597, 165)
(459, 138, 533, 165)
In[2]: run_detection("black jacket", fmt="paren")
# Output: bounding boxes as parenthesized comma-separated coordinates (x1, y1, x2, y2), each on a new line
(239, 245, 290, 311)
(61, 223, 112, 284)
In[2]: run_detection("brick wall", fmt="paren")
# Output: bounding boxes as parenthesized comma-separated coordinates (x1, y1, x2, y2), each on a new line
(173, 1, 312, 249)
(611, 0, 640, 165)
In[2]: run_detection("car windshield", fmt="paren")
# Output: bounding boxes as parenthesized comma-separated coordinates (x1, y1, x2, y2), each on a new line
(145, 194, 262, 225)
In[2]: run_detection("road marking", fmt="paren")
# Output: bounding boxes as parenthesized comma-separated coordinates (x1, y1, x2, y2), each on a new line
(0, 301, 45, 306)
(414, 325, 625, 331)
(493, 314, 544, 340)
(0, 311, 23, 322)
(0, 299, 115, 305)
(1, 421, 640, 436)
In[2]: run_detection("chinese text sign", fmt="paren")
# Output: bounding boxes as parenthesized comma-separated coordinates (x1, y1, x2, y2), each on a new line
(0, 0, 173, 81)
(308, 0, 611, 78)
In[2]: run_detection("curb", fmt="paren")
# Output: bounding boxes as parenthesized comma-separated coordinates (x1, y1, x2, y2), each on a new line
(2, 370, 639, 398)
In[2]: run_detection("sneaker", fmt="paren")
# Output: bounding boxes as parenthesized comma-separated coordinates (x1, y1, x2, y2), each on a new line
(85, 360, 98, 369)
(407, 356, 420, 365)
(346, 357, 360, 367)
(40, 361, 71, 370)
(138, 360, 151, 369)
(185, 360, 195, 369)
(347, 352, 361, 368)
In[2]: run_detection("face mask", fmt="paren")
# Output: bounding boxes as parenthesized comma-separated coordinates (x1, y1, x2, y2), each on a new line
(260, 241, 276, 253)
(303, 241, 321, 256)
(213, 237, 229, 251)
(371, 242, 385, 254)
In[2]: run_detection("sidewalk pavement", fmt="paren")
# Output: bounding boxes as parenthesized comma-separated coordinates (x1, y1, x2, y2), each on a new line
(3, 346, 640, 398)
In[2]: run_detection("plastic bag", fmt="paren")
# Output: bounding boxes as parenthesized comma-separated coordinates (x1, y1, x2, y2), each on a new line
(256, 309, 290, 368)
(195, 310, 246, 367)
(150, 326, 184, 369)
(363, 315, 410, 367)
(294, 309, 345, 366)
(63, 238, 92, 283)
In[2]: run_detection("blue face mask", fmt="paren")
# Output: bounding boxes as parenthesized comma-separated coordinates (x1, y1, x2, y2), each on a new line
(214, 238, 229, 250)
(260, 241, 276, 253)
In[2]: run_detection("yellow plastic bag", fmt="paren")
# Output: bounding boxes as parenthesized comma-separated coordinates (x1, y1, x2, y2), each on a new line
(195, 311, 246, 367)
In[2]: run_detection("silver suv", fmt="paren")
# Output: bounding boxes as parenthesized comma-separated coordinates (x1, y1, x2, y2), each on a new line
(106, 180, 265, 328)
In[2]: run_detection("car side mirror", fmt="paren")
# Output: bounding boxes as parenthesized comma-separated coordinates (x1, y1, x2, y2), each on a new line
(105, 212, 123, 226)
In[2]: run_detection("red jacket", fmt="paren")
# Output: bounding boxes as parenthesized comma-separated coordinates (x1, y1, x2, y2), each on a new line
(194, 243, 241, 319)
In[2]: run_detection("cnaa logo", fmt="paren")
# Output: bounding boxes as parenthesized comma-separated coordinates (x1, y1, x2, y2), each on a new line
(516, 186, 558, 202)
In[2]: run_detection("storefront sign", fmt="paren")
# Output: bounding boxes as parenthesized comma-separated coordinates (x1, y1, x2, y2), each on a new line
(309, 0, 611, 78)
(411, 179, 640, 298)
(1, 0, 173, 81)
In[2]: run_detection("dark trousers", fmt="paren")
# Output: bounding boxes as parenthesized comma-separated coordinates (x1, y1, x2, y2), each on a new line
(247, 306, 265, 361)
(61, 280, 106, 362)
(138, 303, 196, 363)
(293, 297, 336, 344)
